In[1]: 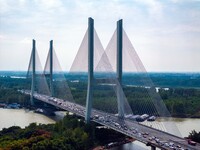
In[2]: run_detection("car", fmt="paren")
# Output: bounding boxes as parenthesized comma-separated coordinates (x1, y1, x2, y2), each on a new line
(164, 143, 169, 147)
(94, 115, 99, 119)
(155, 138, 160, 143)
(114, 122, 120, 126)
(130, 127, 135, 131)
(138, 133, 142, 137)
(169, 142, 174, 146)
(99, 117, 104, 121)
(133, 130, 137, 134)
(188, 139, 197, 146)
(143, 135, 147, 138)
(148, 137, 153, 141)
(169, 146, 174, 149)
(159, 142, 164, 146)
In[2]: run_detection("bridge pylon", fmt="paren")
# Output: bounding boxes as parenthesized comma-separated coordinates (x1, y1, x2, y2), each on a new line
(116, 19, 124, 119)
(30, 39, 36, 106)
(85, 17, 94, 123)
(85, 18, 125, 123)
(49, 40, 54, 97)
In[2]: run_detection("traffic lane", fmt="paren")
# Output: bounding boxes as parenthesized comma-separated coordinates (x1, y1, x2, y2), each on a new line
(91, 111, 198, 150)
(24, 91, 199, 150)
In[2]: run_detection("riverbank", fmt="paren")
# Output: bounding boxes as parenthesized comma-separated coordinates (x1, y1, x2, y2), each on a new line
(0, 102, 21, 109)
(169, 111, 200, 119)
(1, 108, 200, 150)
(0, 102, 62, 119)
(2, 101, 200, 120)
(92, 138, 135, 150)
(0, 113, 94, 150)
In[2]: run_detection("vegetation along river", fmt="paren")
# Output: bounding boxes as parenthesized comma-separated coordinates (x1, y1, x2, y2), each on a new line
(0, 108, 199, 150)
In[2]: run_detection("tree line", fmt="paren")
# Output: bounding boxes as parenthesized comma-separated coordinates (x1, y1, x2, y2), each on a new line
(0, 113, 126, 150)
(1, 76, 200, 117)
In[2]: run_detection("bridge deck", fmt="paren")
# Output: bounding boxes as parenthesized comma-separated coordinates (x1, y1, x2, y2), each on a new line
(21, 90, 200, 150)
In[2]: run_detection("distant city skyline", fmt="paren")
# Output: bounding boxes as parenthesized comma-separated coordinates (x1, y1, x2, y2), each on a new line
(0, 0, 200, 72)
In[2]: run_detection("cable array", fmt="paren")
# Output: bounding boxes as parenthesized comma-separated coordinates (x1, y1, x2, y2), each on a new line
(27, 24, 181, 136)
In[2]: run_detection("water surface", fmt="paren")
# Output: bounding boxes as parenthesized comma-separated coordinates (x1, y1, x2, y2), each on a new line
(0, 108, 55, 130)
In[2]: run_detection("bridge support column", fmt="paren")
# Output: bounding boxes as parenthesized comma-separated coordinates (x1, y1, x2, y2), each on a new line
(151, 146, 156, 150)
(50, 40, 54, 97)
(85, 17, 94, 123)
(31, 39, 36, 106)
(116, 19, 124, 118)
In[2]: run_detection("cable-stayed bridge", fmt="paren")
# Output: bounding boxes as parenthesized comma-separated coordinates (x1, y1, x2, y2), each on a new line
(23, 18, 199, 150)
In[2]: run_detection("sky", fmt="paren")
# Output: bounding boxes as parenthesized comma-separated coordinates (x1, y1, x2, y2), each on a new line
(0, 0, 200, 72)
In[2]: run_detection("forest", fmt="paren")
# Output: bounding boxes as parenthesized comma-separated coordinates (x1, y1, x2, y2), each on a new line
(0, 113, 126, 150)
(0, 72, 200, 118)
(0, 72, 200, 149)
(0, 113, 199, 150)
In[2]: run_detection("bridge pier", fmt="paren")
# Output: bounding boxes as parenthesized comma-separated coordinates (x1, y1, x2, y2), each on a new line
(151, 146, 156, 150)
(31, 39, 36, 106)
(85, 17, 94, 123)
(116, 19, 124, 118)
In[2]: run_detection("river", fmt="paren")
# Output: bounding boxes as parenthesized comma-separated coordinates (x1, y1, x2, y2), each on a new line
(0, 108, 56, 130)
(0, 108, 200, 150)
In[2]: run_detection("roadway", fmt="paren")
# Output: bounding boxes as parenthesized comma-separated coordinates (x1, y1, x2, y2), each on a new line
(20, 90, 200, 150)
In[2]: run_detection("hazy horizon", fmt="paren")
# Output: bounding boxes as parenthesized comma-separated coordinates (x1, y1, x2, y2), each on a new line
(0, 0, 200, 72)
(0, 70, 200, 73)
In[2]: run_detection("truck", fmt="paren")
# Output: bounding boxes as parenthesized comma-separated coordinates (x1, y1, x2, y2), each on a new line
(147, 116, 156, 121)
(136, 114, 149, 122)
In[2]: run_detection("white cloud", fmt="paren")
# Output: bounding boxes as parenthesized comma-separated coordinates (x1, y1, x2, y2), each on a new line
(34, 0, 63, 9)
(20, 37, 32, 44)
(134, 0, 163, 19)
(170, 0, 180, 3)
(0, 34, 7, 40)
(0, 0, 200, 71)
(0, 0, 11, 14)
(37, 0, 66, 15)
